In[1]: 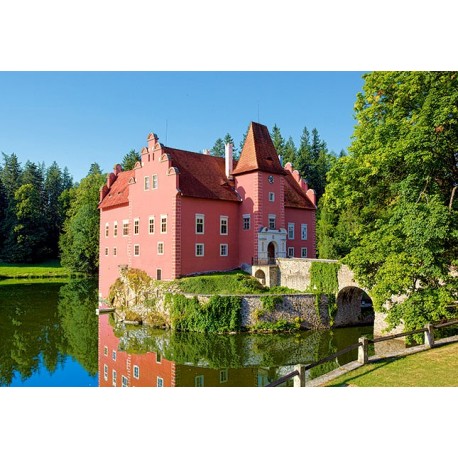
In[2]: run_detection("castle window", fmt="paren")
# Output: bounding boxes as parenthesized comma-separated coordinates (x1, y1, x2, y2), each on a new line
(134, 244, 140, 256)
(157, 242, 164, 255)
(105, 247, 109, 256)
(288, 247, 295, 257)
(112, 350, 116, 361)
(220, 369, 228, 383)
(301, 224, 308, 240)
(160, 215, 167, 234)
(269, 192, 275, 202)
(121, 376, 128, 387)
(156, 353, 162, 363)
(122, 220, 129, 236)
(104, 346, 108, 356)
(301, 247, 308, 258)
(220, 216, 228, 235)
(195, 375, 204, 387)
(288, 223, 295, 240)
(220, 244, 228, 256)
(195, 243, 204, 257)
(152, 174, 158, 189)
(157, 377, 164, 387)
(156, 269, 162, 280)
(195, 214, 205, 234)
(243, 214, 251, 230)
(133, 365, 140, 379)
(113, 247, 117, 256)
(104, 364, 108, 381)
(112, 370, 117, 387)
(113, 221, 118, 237)
(144, 176, 150, 190)
(134, 218, 139, 235)
(268, 215, 276, 230)
(105, 223, 109, 237)
(149, 216, 155, 234)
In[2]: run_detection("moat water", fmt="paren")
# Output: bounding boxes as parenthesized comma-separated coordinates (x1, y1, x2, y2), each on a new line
(0, 279, 373, 387)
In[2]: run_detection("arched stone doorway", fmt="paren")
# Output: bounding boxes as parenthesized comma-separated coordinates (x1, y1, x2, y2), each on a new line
(254, 269, 266, 285)
(267, 242, 276, 264)
(334, 287, 374, 327)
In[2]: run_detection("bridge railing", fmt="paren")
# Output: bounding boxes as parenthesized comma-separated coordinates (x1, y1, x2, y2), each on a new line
(266, 318, 458, 387)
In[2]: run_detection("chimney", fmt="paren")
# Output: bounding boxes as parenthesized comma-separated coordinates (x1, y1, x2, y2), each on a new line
(225, 143, 233, 178)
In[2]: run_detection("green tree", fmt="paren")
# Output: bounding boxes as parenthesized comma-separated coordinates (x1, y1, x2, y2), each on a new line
(283, 136, 297, 165)
(211, 138, 225, 157)
(7, 184, 49, 262)
(270, 124, 285, 158)
(59, 164, 105, 274)
(121, 149, 141, 171)
(318, 71, 458, 336)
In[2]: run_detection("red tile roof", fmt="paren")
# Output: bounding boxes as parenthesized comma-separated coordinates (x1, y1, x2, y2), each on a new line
(98, 170, 135, 209)
(164, 147, 240, 202)
(284, 172, 316, 209)
(232, 122, 286, 176)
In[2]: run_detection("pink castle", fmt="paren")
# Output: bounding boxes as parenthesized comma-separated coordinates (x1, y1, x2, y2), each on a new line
(98, 122, 316, 296)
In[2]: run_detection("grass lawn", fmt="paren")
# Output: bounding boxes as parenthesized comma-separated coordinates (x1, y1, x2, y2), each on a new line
(174, 270, 299, 295)
(323, 341, 458, 387)
(0, 259, 74, 279)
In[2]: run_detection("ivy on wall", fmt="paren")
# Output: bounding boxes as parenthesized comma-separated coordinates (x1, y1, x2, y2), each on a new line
(309, 262, 340, 326)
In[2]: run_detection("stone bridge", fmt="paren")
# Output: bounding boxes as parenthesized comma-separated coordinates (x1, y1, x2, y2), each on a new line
(251, 258, 382, 332)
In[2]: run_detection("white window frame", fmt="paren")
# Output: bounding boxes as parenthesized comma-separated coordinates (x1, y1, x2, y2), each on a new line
(113, 247, 117, 256)
(220, 369, 228, 383)
(157, 242, 164, 255)
(220, 244, 228, 256)
(104, 364, 108, 381)
(148, 216, 155, 234)
(268, 214, 276, 230)
(301, 223, 308, 240)
(195, 243, 204, 257)
(195, 214, 205, 234)
(104, 346, 108, 356)
(122, 219, 129, 236)
(288, 247, 295, 257)
(105, 223, 109, 237)
(113, 221, 118, 237)
(105, 247, 109, 256)
(157, 377, 164, 387)
(112, 369, 117, 386)
(134, 244, 140, 256)
(160, 215, 167, 234)
(112, 350, 116, 361)
(144, 176, 150, 190)
(268, 192, 275, 202)
(288, 222, 295, 240)
(243, 214, 251, 230)
(156, 353, 162, 364)
(220, 216, 228, 235)
(301, 247, 308, 258)
(134, 218, 139, 235)
(152, 174, 158, 189)
(133, 365, 140, 379)
(121, 375, 128, 387)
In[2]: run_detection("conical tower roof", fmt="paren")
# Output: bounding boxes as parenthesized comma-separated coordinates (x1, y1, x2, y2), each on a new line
(232, 122, 286, 176)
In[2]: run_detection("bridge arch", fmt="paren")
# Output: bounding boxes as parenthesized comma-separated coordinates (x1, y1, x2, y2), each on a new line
(333, 286, 374, 327)
(254, 269, 266, 285)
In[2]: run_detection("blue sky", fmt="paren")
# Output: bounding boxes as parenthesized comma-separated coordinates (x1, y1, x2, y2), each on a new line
(0, 71, 366, 182)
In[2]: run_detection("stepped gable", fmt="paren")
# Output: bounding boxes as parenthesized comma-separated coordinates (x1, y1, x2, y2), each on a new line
(283, 172, 316, 209)
(164, 147, 240, 202)
(232, 122, 287, 176)
(99, 170, 135, 209)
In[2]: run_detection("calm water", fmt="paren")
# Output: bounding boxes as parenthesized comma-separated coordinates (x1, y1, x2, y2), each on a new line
(0, 279, 373, 387)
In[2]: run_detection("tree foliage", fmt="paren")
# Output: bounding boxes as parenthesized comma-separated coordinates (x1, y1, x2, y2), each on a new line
(121, 149, 141, 171)
(59, 164, 105, 274)
(318, 71, 458, 335)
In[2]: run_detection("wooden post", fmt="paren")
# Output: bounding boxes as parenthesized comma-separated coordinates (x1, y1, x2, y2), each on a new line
(424, 323, 435, 349)
(358, 337, 369, 364)
(294, 364, 306, 387)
